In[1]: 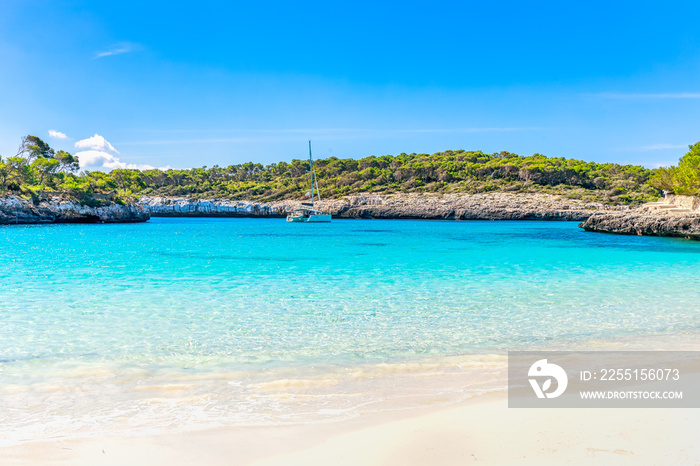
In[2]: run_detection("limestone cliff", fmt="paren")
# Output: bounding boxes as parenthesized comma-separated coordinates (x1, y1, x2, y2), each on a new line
(579, 195, 700, 240)
(0, 194, 150, 225)
(140, 193, 624, 221)
(580, 212, 700, 240)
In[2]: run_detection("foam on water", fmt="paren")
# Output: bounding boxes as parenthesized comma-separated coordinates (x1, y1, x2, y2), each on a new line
(1, 218, 699, 442)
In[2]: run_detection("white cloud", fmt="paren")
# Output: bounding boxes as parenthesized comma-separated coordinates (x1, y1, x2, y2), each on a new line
(74, 133, 168, 172)
(94, 42, 140, 59)
(76, 150, 158, 171)
(48, 129, 68, 139)
(75, 134, 119, 154)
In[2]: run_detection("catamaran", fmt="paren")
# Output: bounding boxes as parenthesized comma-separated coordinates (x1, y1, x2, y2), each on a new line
(286, 141, 332, 223)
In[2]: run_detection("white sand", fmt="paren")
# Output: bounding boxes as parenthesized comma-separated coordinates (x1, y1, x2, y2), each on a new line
(4, 390, 700, 465)
(253, 394, 700, 465)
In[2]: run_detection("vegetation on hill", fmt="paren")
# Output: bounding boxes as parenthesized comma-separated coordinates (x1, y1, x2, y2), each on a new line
(1, 135, 664, 205)
(649, 142, 700, 195)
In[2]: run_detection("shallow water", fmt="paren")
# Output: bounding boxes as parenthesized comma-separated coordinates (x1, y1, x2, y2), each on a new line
(1, 218, 699, 441)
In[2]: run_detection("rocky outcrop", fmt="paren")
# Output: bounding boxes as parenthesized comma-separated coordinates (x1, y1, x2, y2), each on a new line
(320, 193, 625, 220)
(664, 194, 700, 212)
(580, 212, 700, 240)
(140, 197, 284, 217)
(141, 193, 625, 220)
(0, 194, 150, 225)
(579, 195, 700, 240)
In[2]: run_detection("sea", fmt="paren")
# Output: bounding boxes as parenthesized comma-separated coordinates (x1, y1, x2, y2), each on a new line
(1, 218, 699, 443)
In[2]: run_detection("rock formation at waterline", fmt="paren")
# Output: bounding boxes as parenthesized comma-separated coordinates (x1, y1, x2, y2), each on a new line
(579, 195, 700, 240)
(0, 194, 150, 225)
(140, 193, 624, 221)
(580, 212, 700, 240)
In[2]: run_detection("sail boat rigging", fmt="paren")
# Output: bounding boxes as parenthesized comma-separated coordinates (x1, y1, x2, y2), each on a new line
(286, 141, 332, 223)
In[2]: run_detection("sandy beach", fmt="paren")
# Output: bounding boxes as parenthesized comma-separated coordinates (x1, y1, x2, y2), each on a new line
(4, 335, 700, 465)
(3, 388, 699, 466)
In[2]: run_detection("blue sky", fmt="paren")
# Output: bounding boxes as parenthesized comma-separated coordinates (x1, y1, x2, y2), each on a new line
(1, 0, 699, 170)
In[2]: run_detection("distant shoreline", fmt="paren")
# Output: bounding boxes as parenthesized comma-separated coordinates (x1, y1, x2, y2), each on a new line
(4, 192, 699, 241)
(140, 192, 625, 222)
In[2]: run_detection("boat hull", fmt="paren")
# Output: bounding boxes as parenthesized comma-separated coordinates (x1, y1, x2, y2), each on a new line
(286, 213, 331, 223)
(306, 214, 331, 222)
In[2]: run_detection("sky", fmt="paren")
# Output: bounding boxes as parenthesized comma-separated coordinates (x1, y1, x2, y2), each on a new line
(1, 0, 699, 171)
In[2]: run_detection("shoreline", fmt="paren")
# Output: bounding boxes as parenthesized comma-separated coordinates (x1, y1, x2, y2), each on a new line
(4, 332, 699, 444)
(5, 377, 700, 465)
(140, 192, 626, 221)
(3, 331, 699, 464)
(581, 211, 700, 240)
(580, 194, 700, 240)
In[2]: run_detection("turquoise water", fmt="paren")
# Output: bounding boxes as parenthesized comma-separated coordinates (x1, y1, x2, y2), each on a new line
(1, 218, 700, 439)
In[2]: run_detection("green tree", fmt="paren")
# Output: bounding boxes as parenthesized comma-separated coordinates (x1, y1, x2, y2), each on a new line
(0, 157, 10, 190)
(31, 157, 60, 185)
(649, 142, 700, 195)
(17, 135, 55, 162)
(7, 156, 32, 186)
(56, 150, 80, 173)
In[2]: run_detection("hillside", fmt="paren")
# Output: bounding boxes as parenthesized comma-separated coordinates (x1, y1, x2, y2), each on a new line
(94, 150, 658, 205)
(1, 135, 663, 205)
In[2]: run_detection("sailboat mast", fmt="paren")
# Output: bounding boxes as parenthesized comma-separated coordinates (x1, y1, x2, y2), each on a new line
(313, 162, 321, 203)
(308, 140, 314, 208)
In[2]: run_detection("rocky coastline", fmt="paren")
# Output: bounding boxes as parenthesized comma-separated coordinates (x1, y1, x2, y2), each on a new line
(10, 192, 698, 240)
(579, 195, 700, 240)
(0, 194, 150, 225)
(140, 193, 625, 221)
(580, 212, 700, 240)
